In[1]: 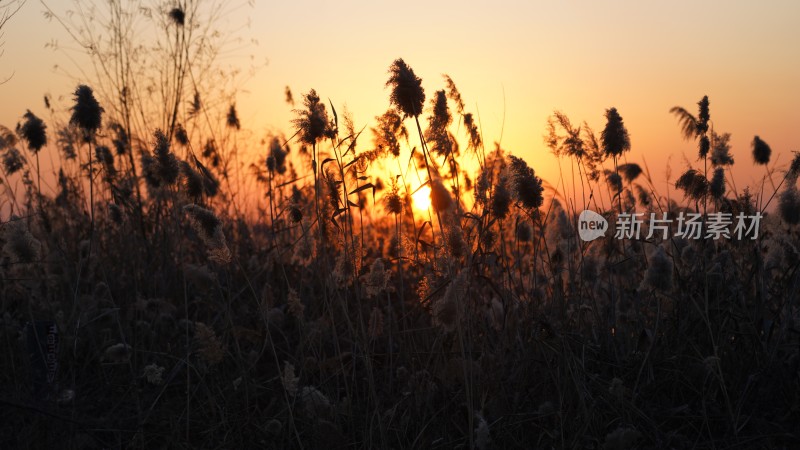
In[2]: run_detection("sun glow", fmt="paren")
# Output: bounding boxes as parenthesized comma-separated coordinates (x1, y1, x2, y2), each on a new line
(412, 185, 432, 212)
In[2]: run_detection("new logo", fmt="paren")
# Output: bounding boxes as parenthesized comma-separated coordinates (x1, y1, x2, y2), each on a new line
(578, 210, 608, 241)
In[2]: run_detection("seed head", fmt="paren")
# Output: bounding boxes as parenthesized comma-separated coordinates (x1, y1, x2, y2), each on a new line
(168, 7, 185, 26)
(293, 89, 333, 145)
(617, 163, 642, 183)
(2, 217, 41, 263)
(95, 145, 116, 179)
(70, 85, 103, 139)
(19, 110, 47, 154)
(183, 204, 231, 264)
(491, 176, 511, 219)
(364, 258, 391, 297)
(174, 123, 189, 146)
(463, 112, 482, 152)
(226, 104, 240, 130)
(605, 171, 623, 193)
(507, 155, 543, 209)
(372, 109, 407, 157)
(675, 169, 708, 201)
(752, 135, 771, 165)
(386, 59, 425, 118)
(267, 137, 287, 174)
(710, 132, 734, 166)
(180, 161, 204, 198)
(789, 151, 800, 179)
(779, 185, 800, 225)
(698, 135, 710, 159)
(425, 90, 453, 157)
(640, 246, 673, 292)
(385, 190, 403, 215)
(2, 147, 25, 175)
(601, 107, 630, 158)
(153, 129, 178, 185)
(709, 167, 725, 199)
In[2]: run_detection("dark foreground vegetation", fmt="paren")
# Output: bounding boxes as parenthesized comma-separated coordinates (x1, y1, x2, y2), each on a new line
(2, 3, 800, 449)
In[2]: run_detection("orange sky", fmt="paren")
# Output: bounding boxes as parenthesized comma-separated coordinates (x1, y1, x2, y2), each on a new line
(2, 0, 799, 207)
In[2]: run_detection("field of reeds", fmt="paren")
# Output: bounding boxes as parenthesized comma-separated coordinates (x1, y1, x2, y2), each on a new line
(2, 6, 800, 450)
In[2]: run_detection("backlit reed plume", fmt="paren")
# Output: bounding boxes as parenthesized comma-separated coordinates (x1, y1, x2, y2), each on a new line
(605, 171, 623, 194)
(226, 104, 240, 130)
(284, 86, 294, 106)
(55, 126, 77, 160)
(779, 184, 800, 225)
(675, 169, 708, 201)
(168, 7, 185, 26)
(384, 185, 403, 215)
(386, 59, 425, 118)
(788, 152, 800, 180)
(617, 163, 642, 183)
(372, 109, 407, 157)
(69, 85, 103, 141)
(640, 246, 673, 291)
(95, 145, 116, 180)
(293, 89, 333, 145)
(601, 107, 630, 159)
(174, 123, 189, 146)
(635, 185, 651, 207)
(2, 217, 41, 263)
(266, 137, 287, 174)
(153, 129, 178, 185)
(18, 110, 47, 154)
(425, 90, 453, 157)
(2, 147, 24, 175)
(141, 152, 161, 191)
(462, 112, 482, 152)
(190, 155, 219, 197)
(108, 122, 129, 155)
(709, 167, 726, 199)
(710, 132, 734, 166)
(752, 135, 771, 165)
(491, 175, 511, 219)
(19, 110, 48, 194)
(183, 204, 231, 264)
(507, 155, 544, 209)
(364, 258, 390, 298)
(670, 96, 711, 159)
(180, 161, 205, 198)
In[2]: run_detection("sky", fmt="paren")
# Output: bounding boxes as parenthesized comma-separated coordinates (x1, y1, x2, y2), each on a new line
(1, 0, 799, 207)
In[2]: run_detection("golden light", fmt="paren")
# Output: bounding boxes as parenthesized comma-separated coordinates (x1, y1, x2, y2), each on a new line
(412, 185, 432, 212)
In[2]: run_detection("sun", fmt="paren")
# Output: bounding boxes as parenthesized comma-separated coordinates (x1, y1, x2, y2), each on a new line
(412, 185, 432, 212)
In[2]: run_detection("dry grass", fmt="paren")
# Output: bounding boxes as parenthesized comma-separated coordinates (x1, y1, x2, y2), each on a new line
(1, 55, 799, 450)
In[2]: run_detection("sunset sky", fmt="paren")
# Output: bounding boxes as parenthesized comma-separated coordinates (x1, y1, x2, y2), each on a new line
(2, 0, 799, 204)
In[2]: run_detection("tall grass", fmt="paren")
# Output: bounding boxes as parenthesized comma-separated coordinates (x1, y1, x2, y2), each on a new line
(1, 41, 800, 449)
